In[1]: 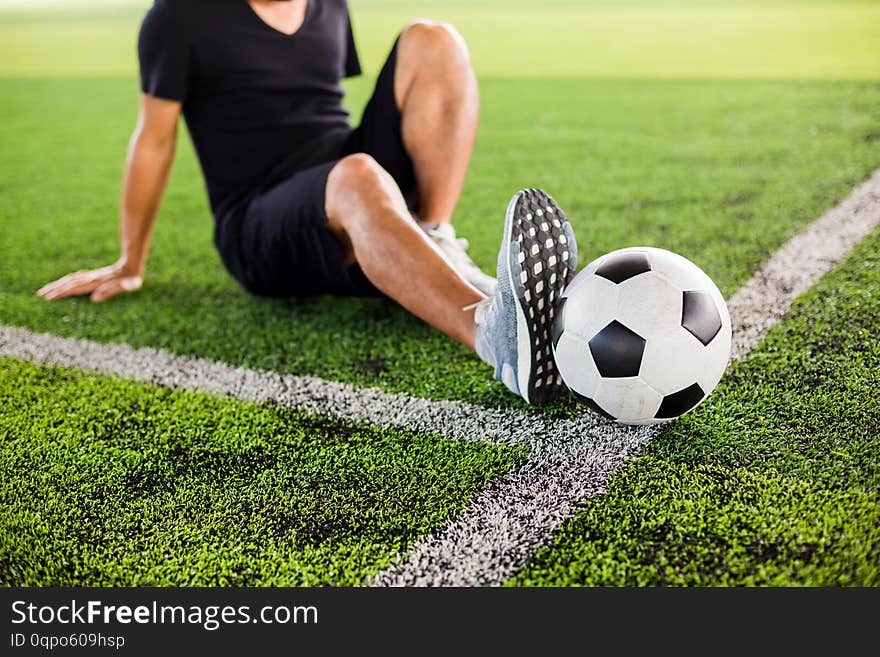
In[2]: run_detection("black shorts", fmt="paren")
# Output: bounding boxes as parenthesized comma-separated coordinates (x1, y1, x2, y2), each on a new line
(219, 40, 415, 297)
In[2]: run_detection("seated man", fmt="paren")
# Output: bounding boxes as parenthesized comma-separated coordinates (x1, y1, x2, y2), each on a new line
(37, 0, 578, 404)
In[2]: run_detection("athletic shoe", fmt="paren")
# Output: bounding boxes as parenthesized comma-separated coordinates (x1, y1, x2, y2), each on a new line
(419, 221, 497, 296)
(473, 188, 578, 404)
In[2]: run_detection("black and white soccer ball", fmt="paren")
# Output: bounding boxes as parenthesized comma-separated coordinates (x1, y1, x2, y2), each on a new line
(551, 246, 731, 424)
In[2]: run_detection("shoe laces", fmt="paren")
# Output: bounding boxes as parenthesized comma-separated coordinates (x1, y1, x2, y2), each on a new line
(465, 294, 493, 319)
(469, 295, 499, 370)
(422, 223, 477, 269)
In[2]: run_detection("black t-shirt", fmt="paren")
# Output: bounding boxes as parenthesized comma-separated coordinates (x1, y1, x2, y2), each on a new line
(138, 0, 361, 221)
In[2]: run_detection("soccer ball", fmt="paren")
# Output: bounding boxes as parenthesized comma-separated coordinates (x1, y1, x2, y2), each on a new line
(551, 246, 731, 424)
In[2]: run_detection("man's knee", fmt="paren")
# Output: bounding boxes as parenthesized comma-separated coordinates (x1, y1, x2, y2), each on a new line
(400, 19, 470, 64)
(326, 153, 399, 223)
(330, 153, 386, 190)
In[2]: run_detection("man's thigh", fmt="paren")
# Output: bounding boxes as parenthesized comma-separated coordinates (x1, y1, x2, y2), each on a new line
(342, 37, 418, 210)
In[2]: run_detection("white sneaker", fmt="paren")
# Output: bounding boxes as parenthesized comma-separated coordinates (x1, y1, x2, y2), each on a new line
(419, 222, 497, 296)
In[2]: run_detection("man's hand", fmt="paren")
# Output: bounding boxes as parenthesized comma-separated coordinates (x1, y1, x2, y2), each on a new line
(37, 260, 144, 303)
(37, 94, 180, 305)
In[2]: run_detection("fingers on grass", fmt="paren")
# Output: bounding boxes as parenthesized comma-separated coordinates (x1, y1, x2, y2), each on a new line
(37, 278, 70, 297)
(38, 269, 120, 300)
(39, 278, 98, 300)
(38, 272, 85, 297)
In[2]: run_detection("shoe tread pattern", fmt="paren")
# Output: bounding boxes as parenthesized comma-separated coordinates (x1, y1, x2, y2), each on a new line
(509, 188, 577, 404)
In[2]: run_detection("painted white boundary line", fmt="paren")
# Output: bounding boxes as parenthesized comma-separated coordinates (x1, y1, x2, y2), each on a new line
(0, 323, 611, 450)
(1, 170, 878, 586)
(727, 170, 880, 360)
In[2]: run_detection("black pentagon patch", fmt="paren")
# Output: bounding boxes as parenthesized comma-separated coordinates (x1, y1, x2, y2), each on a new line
(550, 297, 567, 351)
(655, 382, 705, 419)
(588, 320, 646, 378)
(681, 290, 722, 346)
(572, 391, 616, 421)
(595, 251, 651, 284)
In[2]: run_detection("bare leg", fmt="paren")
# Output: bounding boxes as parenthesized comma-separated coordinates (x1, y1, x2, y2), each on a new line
(325, 154, 483, 348)
(394, 21, 479, 225)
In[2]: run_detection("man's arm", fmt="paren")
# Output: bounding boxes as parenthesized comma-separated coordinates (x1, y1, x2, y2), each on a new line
(37, 94, 181, 302)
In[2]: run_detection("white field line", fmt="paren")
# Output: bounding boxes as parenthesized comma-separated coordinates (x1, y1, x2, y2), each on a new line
(0, 322, 612, 450)
(727, 170, 880, 359)
(1, 170, 879, 586)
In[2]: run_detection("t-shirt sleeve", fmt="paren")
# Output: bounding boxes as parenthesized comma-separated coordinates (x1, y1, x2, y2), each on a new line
(343, 11, 362, 78)
(138, 2, 190, 101)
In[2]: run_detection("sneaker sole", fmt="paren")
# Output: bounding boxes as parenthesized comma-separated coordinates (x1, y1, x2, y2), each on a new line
(504, 188, 578, 404)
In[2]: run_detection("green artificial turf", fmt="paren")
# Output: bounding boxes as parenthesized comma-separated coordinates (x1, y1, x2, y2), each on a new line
(1, 76, 877, 411)
(0, 357, 526, 586)
(511, 230, 880, 586)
